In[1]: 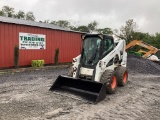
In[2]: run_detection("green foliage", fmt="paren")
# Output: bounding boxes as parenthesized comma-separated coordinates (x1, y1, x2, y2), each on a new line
(131, 32, 160, 49)
(2, 5, 15, 17)
(116, 19, 138, 44)
(69, 26, 77, 31)
(31, 60, 44, 67)
(128, 51, 143, 57)
(50, 20, 113, 34)
(50, 20, 70, 28)
(48, 20, 114, 33)
(0, 5, 35, 21)
(116, 19, 160, 50)
(25, 11, 35, 21)
(0, 10, 5, 16)
(31, 60, 35, 67)
(75, 26, 89, 32)
(97, 28, 113, 34)
(54, 48, 59, 65)
(42, 20, 50, 23)
(14, 10, 25, 19)
(88, 21, 98, 33)
(14, 45, 19, 68)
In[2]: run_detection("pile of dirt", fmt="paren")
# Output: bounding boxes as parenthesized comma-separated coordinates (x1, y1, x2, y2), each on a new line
(127, 55, 160, 75)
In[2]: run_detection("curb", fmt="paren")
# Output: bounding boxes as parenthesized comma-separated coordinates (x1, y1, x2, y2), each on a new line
(0, 64, 70, 75)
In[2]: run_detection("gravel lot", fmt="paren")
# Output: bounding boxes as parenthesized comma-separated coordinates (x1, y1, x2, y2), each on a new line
(0, 56, 160, 120)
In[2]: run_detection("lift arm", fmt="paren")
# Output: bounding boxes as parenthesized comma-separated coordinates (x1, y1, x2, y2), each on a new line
(125, 40, 159, 58)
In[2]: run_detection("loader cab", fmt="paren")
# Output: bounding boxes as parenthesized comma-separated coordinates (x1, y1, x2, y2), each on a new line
(81, 34, 114, 68)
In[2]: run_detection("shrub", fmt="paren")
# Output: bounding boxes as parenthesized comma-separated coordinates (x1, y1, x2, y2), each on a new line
(14, 45, 19, 68)
(54, 48, 59, 65)
(31, 60, 44, 67)
(31, 60, 36, 67)
(41, 60, 45, 65)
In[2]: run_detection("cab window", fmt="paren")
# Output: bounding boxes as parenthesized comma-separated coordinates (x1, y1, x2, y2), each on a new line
(102, 38, 114, 57)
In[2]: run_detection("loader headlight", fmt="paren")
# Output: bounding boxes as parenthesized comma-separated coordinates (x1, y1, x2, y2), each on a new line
(72, 59, 77, 63)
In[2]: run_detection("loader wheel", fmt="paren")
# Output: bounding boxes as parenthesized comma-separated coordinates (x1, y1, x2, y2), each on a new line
(101, 70, 117, 94)
(67, 66, 73, 77)
(115, 66, 128, 86)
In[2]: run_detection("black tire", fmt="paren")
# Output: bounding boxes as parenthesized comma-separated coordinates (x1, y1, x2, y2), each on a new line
(67, 66, 73, 77)
(115, 66, 128, 87)
(101, 70, 117, 94)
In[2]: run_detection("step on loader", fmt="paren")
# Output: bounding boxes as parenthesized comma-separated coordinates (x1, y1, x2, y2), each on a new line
(50, 34, 128, 103)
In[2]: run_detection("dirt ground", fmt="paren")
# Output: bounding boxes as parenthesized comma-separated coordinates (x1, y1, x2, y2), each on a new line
(0, 65, 160, 120)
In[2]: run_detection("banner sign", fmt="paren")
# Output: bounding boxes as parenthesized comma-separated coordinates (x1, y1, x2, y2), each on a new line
(19, 32, 46, 49)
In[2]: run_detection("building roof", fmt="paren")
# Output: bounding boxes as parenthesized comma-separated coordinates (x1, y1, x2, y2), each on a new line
(0, 16, 81, 33)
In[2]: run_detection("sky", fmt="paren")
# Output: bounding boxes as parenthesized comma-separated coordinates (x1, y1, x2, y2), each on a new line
(0, 0, 160, 34)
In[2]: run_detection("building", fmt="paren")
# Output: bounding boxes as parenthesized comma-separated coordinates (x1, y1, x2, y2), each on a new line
(0, 16, 82, 68)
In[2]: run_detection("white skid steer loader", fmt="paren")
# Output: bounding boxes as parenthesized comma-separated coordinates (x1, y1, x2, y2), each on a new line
(50, 34, 128, 103)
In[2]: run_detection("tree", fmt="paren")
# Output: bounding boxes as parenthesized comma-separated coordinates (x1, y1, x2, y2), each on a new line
(132, 32, 148, 40)
(50, 21, 56, 25)
(152, 33, 160, 49)
(97, 28, 113, 34)
(155, 33, 160, 41)
(2, 5, 15, 17)
(88, 21, 98, 33)
(39, 20, 50, 23)
(76, 26, 89, 32)
(155, 33, 160, 48)
(69, 26, 77, 31)
(25, 11, 35, 21)
(15, 10, 25, 19)
(115, 19, 138, 44)
(0, 10, 5, 16)
(51, 20, 70, 28)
